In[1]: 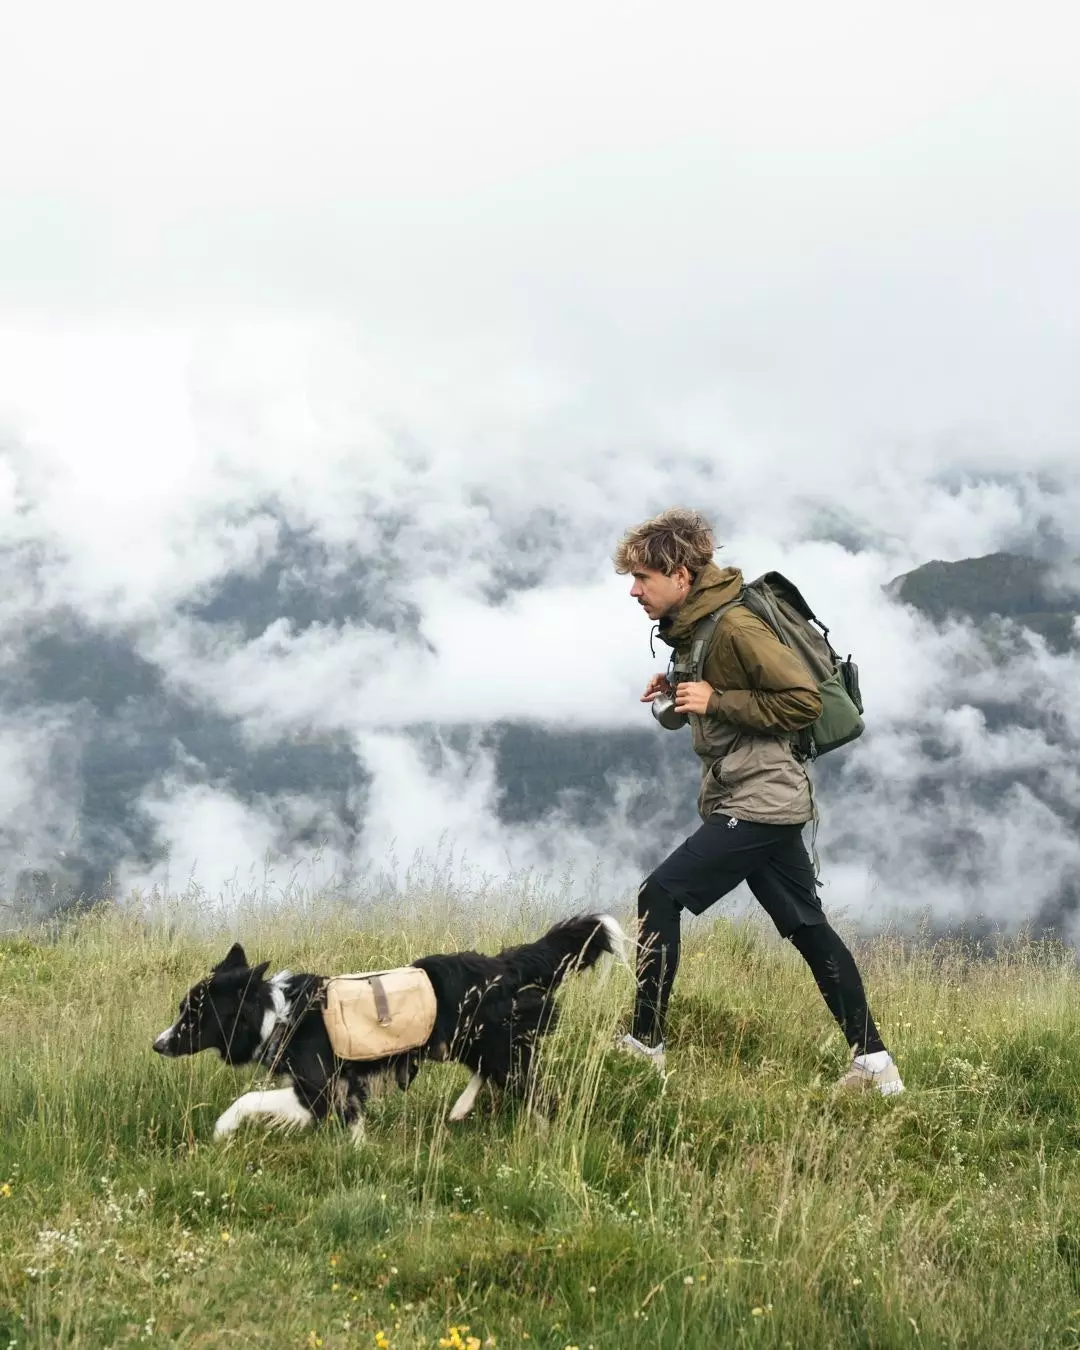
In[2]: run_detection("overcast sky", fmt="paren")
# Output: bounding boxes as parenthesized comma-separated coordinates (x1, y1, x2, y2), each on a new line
(1, 1, 1079, 922)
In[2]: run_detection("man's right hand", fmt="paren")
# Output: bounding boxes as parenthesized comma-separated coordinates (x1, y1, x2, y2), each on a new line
(640, 673, 673, 703)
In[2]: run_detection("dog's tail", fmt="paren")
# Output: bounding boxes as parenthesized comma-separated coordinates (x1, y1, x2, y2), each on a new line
(502, 913, 632, 996)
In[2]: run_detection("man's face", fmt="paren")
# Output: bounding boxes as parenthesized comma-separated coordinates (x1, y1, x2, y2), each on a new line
(629, 565, 690, 620)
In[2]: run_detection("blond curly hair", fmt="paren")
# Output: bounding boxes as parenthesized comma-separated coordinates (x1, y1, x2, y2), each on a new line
(612, 507, 715, 577)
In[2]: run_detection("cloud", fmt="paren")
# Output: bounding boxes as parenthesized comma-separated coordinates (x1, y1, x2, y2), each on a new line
(1, 3, 1080, 928)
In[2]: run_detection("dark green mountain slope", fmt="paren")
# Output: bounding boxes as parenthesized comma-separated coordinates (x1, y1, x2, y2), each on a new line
(4, 548, 1077, 916)
(886, 552, 1078, 651)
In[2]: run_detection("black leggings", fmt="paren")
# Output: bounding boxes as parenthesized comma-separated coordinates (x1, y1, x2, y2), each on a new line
(632, 877, 886, 1055)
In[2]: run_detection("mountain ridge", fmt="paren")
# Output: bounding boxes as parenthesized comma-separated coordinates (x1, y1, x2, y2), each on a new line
(3, 549, 1077, 913)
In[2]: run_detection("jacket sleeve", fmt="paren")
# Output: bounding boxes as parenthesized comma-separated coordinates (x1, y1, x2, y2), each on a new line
(704, 614, 822, 733)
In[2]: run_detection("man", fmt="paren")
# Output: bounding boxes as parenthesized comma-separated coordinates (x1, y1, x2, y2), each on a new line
(614, 507, 902, 1095)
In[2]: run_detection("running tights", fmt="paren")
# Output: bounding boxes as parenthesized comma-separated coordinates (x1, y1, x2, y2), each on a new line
(632, 878, 886, 1056)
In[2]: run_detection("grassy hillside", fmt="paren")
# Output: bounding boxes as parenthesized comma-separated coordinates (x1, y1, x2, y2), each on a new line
(3, 899, 1080, 1349)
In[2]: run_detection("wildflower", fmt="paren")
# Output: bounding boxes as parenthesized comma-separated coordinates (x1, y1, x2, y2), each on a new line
(329, 1254, 339, 1268)
(307, 1334, 323, 1350)
(0, 1183, 12, 1199)
(375, 1332, 390, 1350)
(332, 1282, 340, 1292)
(852, 1277, 863, 1288)
(220, 1231, 231, 1243)
(683, 1275, 695, 1286)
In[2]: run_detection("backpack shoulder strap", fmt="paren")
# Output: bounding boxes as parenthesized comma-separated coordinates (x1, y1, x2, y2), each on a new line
(687, 594, 744, 681)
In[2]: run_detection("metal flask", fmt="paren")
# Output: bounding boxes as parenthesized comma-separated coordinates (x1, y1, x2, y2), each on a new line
(650, 692, 689, 730)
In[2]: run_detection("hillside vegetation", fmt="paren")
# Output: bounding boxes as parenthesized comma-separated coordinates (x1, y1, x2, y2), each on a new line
(3, 898, 1080, 1348)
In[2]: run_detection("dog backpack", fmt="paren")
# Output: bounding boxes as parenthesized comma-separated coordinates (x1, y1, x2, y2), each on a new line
(322, 967, 438, 1061)
(684, 571, 865, 761)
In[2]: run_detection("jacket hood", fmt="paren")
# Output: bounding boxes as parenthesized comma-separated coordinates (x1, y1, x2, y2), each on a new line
(657, 562, 743, 646)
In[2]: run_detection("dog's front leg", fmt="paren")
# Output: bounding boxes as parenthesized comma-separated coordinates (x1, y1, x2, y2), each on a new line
(340, 1087, 368, 1148)
(213, 1087, 315, 1139)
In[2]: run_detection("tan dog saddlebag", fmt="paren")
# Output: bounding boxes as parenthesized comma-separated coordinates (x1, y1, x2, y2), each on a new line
(322, 966, 437, 1061)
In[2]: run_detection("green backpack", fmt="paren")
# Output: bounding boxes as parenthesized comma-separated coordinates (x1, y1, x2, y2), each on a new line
(685, 571, 865, 761)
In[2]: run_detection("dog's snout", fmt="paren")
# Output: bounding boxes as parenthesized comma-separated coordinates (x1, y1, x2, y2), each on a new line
(152, 1028, 176, 1056)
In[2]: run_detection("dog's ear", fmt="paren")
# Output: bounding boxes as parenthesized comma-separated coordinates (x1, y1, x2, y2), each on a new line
(248, 960, 270, 984)
(216, 942, 249, 972)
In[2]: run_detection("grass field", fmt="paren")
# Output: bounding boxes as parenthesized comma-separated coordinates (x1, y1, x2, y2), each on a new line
(3, 893, 1080, 1349)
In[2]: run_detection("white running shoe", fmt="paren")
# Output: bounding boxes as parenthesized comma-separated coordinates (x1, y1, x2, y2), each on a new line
(837, 1049, 904, 1096)
(616, 1032, 666, 1075)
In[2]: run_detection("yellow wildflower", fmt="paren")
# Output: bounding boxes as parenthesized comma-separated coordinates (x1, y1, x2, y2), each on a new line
(0, 1182, 12, 1199)
(220, 1230, 231, 1243)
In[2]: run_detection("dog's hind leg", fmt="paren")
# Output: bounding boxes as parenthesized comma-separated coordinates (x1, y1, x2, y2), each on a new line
(213, 1087, 314, 1139)
(448, 1071, 484, 1122)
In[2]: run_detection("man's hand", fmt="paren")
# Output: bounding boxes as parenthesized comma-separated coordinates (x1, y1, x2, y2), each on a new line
(640, 673, 673, 703)
(674, 680, 715, 715)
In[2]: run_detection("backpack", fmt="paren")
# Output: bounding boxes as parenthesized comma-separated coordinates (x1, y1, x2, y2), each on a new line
(685, 571, 865, 761)
(322, 967, 437, 1061)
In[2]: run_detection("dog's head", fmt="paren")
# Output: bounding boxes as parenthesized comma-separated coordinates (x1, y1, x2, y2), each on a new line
(153, 942, 270, 1064)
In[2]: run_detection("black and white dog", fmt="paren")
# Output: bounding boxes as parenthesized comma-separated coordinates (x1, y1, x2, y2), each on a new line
(153, 913, 628, 1141)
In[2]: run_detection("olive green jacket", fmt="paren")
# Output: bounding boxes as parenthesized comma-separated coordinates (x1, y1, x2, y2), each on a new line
(656, 562, 822, 824)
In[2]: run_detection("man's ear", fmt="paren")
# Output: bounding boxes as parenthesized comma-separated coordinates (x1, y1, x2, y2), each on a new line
(216, 942, 248, 972)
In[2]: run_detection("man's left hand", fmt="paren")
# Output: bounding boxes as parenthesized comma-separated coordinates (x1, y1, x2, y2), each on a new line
(673, 680, 715, 715)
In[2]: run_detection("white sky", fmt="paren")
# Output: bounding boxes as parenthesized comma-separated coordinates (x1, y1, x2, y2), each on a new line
(1, 0, 1079, 916)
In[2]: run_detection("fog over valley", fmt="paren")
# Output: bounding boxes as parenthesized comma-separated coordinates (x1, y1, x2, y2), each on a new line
(2, 2, 1078, 933)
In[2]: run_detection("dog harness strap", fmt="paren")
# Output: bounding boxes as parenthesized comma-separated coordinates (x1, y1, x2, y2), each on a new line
(370, 975, 391, 1026)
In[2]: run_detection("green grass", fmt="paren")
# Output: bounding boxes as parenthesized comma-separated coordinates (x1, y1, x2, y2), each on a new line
(3, 896, 1080, 1348)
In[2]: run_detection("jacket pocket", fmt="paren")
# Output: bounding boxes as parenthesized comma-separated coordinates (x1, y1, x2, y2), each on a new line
(713, 738, 755, 791)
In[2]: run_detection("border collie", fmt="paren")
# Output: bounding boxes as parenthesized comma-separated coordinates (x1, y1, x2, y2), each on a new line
(152, 913, 628, 1141)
